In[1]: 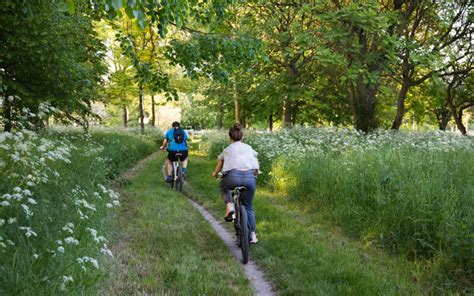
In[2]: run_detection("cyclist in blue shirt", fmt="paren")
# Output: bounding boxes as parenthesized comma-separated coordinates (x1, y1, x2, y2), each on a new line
(160, 121, 189, 183)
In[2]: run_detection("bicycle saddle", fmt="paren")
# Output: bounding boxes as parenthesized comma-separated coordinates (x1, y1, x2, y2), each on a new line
(234, 186, 247, 192)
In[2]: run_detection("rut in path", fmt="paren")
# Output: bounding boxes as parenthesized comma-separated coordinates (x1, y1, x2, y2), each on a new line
(162, 162, 275, 296)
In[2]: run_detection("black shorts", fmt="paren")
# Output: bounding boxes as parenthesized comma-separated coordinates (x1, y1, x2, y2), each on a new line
(168, 150, 188, 162)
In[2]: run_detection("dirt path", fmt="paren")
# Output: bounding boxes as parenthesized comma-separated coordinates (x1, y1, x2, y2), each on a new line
(116, 151, 161, 182)
(161, 162, 276, 296)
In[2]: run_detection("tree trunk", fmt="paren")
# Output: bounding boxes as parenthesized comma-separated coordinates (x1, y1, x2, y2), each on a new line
(292, 104, 298, 126)
(268, 113, 273, 131)
(233, 78, 240, 123)
(351, 75, 378, 133)
(434, 108, 450, 131)
(451, 106, 467, 135)
(217, 99, 224, 129)
(3, 97, 12, 132)
(139, 82, 145, 134)
(283, 97, 293, 127)
(446, 82, 467, 135)
(391, 79, 410, 130)
(151, 95, 155, 127)
(122, 106, 128, 128)
(241, 113, 246, 129)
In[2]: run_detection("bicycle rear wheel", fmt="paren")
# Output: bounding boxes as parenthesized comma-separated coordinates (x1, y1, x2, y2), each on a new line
(176, 166, 183, 192)
(240, 205, 249, 264)
(169, 166, 175, 189)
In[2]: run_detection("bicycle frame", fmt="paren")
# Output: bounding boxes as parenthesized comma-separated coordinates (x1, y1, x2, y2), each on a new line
(169, 153, 184, 192)
(232, 187, 250, 264)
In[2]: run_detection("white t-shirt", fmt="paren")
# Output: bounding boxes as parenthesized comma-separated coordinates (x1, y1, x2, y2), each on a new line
(218, 141, 260, 172)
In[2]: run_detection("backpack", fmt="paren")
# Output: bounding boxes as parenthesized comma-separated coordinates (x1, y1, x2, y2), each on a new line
(173, 127, 185, 144)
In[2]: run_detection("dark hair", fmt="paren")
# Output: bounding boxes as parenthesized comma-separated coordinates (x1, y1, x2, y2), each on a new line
(229, 123, 243, 141)
(172, 121, 180, 128)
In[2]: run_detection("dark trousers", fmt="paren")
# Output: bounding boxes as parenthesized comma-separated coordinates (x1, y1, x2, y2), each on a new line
(219, 170, 257, 232)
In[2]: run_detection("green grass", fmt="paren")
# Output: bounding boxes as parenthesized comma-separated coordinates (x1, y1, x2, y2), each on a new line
(102, 154, 253, 295)
(185, 152, 421, 295)
(271, 149, 474, 292)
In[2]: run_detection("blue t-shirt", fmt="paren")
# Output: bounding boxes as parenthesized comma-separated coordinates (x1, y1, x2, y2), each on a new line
(165, 128, 188, 151)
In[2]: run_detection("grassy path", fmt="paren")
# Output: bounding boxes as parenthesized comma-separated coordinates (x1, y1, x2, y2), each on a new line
(185, 152, 422, 295)
(102, 154, 253, 295)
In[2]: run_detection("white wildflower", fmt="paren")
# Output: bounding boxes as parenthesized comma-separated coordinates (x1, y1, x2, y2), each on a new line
(21, 204, 33, 218)
(100, 244, 114, 257)
(64, 237, 79, 245)
(62, 275, 74, 284)
(19, 227, 37, 237)
(62, 223, 74, 234)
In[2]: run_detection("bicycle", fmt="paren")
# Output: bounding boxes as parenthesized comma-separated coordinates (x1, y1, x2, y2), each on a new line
(162, 149, 184, 192)
(169, 152, 184, 192)
(230, 186, 250, 264)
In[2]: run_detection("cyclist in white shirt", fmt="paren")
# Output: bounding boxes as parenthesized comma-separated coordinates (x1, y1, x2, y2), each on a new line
(212, 123, 259, 244)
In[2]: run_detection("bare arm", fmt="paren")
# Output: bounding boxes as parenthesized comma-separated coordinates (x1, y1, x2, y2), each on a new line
(160, 138, 168, 150)
(212, 159, 224, 178)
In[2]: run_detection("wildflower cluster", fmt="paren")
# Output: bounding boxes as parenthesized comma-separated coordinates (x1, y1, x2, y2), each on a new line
(0, 95, 58, 130)
(0, 130, 129, 293)
(201, 127, 473, 173)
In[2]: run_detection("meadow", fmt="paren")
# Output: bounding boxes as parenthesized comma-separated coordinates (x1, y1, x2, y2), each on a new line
(0, 128, 159, 294)
(200, 128, 474, 292)
(1, 126, 472, 294)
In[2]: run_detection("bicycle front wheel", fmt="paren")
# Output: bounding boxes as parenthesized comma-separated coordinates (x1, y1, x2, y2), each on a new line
(240, 205, 249, 264)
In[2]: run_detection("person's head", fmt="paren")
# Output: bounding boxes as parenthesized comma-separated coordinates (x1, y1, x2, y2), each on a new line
(172, 121, 180, 129)
(229, 123, 243, 142)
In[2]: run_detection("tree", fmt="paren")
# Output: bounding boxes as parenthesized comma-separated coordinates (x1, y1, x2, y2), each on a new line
(444, 69, 473, 135)
(1, 0, 235, 131)
(319, 1, 402, 132)
(0, 0, 106, 131)
(390, 0, 473, 130)
(166, 23, 264, 124)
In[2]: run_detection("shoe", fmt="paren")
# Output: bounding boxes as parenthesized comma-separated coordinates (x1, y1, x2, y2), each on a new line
(250, 232, 258, 244)
(165, 175, 173, 183)
(224, 203, 235, 221)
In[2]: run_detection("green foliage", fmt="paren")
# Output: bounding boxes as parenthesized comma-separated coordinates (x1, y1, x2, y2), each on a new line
(167, 34, 264, 82)
(0, 0, 107, 130)
(97, 0, 234, 31)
